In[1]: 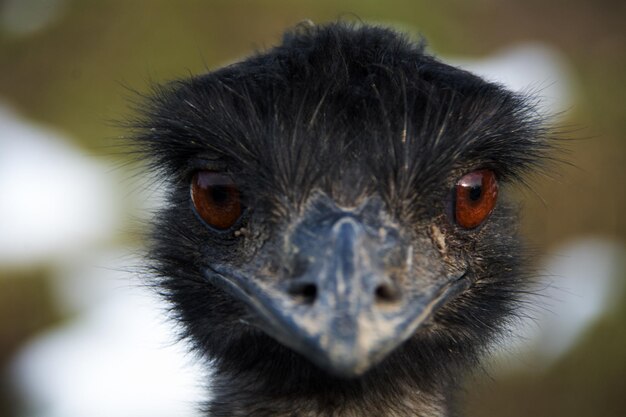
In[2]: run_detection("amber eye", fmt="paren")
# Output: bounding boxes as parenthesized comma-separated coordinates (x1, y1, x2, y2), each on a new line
(455, 170, 498, 229)
(191, 171, 243, 230)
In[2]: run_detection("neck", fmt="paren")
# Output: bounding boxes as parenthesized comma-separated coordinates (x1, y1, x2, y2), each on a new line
(207, 367, 453, 417)
(202, 332, 471, 416)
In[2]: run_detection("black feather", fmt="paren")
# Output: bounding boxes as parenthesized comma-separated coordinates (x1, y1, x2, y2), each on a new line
(128, 21, 554, 416)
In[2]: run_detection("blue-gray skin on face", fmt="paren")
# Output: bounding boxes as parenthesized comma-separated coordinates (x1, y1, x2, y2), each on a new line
(207, 193, 470, 378)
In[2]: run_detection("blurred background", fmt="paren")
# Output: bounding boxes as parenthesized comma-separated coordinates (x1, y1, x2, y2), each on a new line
(0, 1, 624, 416)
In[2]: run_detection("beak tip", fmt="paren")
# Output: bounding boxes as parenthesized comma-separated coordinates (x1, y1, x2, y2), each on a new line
(310, 337, 385, 378)
(317, 356, 372, 379)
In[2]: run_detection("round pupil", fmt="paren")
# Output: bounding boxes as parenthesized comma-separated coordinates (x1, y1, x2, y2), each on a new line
(210, 186, 230, 204)
(468, 185, 482, 201)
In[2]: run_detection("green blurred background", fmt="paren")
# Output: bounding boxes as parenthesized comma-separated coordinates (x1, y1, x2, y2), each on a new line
(0, 1, 624, 416)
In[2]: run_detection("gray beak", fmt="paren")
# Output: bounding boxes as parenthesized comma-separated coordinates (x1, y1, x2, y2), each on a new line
(206, 211, 469, 377)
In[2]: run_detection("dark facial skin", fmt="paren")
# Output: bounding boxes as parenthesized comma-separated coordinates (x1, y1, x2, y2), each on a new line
(131, 22, 552, 417)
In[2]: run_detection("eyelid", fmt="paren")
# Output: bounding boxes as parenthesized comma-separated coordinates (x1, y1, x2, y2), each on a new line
(179, 157, 228, 181)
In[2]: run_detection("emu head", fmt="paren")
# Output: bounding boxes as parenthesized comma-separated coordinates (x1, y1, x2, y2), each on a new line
(133, 23, 550, 383)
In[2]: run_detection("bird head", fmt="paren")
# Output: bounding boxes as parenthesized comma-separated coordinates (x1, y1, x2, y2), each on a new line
(132, 22, 551, 382)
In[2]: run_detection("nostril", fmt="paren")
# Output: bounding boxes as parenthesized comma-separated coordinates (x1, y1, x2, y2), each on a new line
(374, 283, 400, 304)
(288, 282, 318, 305)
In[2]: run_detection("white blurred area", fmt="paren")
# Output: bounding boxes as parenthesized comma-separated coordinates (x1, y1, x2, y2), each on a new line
(0, 104, 119, 266)
(2, 41, 623, 417)
(509, 239, 625, 366)
(10, 251, 207, 417)
(1, 103, 205, 417)
(451, 43, 574, 117)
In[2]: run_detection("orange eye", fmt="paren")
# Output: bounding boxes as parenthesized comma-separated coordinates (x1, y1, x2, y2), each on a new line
(191, 171, 243, 230)
(455, 170, 498, 229)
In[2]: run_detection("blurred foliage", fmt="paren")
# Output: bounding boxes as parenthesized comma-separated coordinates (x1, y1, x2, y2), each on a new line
(0, 1, 624, 416)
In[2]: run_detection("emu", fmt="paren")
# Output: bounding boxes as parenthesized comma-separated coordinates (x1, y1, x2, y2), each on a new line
(131, 22, 551, 416)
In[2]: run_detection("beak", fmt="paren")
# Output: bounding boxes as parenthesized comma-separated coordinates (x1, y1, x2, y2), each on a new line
(205, 215, 469, 377)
